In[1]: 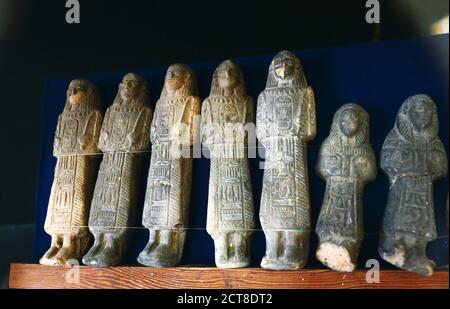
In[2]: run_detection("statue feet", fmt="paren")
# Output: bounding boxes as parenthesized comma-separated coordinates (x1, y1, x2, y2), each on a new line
(213, 232, 251, 268)
(261, 256, 306, 270)
(215, 256, 250, 269)
(380, 243, 435, 276)
(83, 233, 123, 268)
(40, 247, 61, 266)
(40, 234, 88, 266)
(214, 233, 251, 268)
(138, 229, 184, 267)
(261, 246, 307, 270)
(261, 231, 308, 270)
(316, 242, 356, 272)
(83, 245, 122, 268)
(137, 243, 180, 267)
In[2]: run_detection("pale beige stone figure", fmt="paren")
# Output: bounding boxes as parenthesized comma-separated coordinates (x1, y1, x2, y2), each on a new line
(202, 60, 255, 268)
(138, 64, 201, 267)
(83, 73, 153, 268)
(257, 50, 316, 270)
(41, 79, 103, 266)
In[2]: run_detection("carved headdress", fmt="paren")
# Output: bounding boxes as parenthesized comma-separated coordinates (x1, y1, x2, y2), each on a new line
(112, 73, 150, 107)
(64, 79, 101, 112)
(266, 50, 307, 89)
(327, 103, 370, 148)
(160, 63, 198, 98)
(395, 94, 439, 142)
(209, 60, 247, 97)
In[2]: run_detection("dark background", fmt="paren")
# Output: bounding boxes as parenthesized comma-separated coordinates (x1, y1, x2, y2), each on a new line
(0, 0, 448, 288)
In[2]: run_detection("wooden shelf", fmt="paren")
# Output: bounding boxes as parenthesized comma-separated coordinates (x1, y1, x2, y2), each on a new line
(9, 263, 448, 289)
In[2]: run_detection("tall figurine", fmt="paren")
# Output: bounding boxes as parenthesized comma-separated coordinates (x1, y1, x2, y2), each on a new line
(202, 60, 255, 268)
(138, 64, 201, 267)
(379, 94, 447, 276)
(315, 104, 377, 272)
(40, 79, 103, 266)
(257, 50, 316, 270)
(83, 73, 153, 268)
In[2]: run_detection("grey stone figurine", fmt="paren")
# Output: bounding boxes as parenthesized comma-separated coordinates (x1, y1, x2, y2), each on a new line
(379, 94, 447, 276)
(83, 73, 153, 267)
(257, 50, 316, 270)
(315, 103, 377, 272)
(202, 60, 255, 268)
(41, 79, 103, 266)
(138, 64, 201, 267)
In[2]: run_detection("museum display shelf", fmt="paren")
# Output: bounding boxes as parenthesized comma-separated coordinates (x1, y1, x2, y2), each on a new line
(9, 263, 449, 289)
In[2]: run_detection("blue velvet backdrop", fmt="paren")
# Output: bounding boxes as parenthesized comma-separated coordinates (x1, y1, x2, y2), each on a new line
(33, 34, 449, 269)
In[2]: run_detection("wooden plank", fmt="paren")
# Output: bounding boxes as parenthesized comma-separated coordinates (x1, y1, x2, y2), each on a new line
(9, 263, 449, 289)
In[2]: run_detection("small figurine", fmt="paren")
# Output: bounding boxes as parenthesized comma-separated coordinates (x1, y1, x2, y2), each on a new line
(40, 79, 103, 266)
(379, 94, 447, 276)
(138, 64, 201, 267)
(202, 60, 255, 268)
(257, 50, 316, 270)
(83, 73, 153, 268)
(315, 103, 377, 272)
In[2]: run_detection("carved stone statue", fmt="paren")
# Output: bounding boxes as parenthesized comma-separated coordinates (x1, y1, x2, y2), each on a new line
(83, 73, 153, 268)
(40, 79, 103, 266)
(257, 50, 316, 270)
(315, 103, 377, 272)
(202, 60, 255, 268)
(379, 94, 447, 276)
(138, 64, 201, 267)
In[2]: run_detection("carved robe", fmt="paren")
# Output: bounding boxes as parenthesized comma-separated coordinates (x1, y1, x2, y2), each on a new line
(203, 96, 255, 235)
(143, 96, 200, 229)
(257, 87, 315, 232)
(45, 109, 102, 236)
(316, 143, 376, 244)
(89, 104, 152, 232)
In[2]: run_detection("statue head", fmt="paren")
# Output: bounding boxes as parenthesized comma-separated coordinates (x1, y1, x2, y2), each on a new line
(266, 50, 307, 89)
(210, 60, 246, 96)
(396, 94, 439, 139)
(339, 108, 360, 137)
(114, 73, 149, 107)
(406, 95, 434, 132)
(64, 79, 100, 112)
(329, 103, 369, 147)
(161, 64, 198, 97)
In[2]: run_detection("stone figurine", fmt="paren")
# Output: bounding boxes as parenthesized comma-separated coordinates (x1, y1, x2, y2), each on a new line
(40, 79, 103, 266)
(315, 104, 377, 272)
(379, 94, 447, 276)
(83, 73, 153, 267)
(138, 64, 201, 267)
(257, 50, 316, 270)
(202, 60, 255, 268)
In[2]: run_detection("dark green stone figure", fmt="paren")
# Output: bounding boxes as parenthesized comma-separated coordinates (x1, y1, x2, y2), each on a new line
(315, 103, 376, 272)
(379, 94, 447, 276)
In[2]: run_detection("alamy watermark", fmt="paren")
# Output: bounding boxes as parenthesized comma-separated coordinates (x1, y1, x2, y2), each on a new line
(365, 259, 381, 283)
(365, 0, 380, 24)
(65, 0, 80, 24)
(65, 1, 380, 25)
(64, 259, 81, 284)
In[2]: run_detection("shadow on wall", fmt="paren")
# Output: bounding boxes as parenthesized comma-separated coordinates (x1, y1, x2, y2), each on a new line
(0, 224, 33, 289)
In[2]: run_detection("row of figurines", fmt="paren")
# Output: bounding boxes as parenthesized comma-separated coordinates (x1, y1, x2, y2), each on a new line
(41, 50, 448, 276)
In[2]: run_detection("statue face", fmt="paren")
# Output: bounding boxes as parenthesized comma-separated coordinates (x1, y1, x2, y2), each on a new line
(218, 66, 238, 90)
(339, 109, 360, 137)
(120, 75, 140, 102)
(274, 57, 296, 80)
(165, 67, 187, 92)
(68, 82, 88, 106)
(408, 100, 433, 132)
